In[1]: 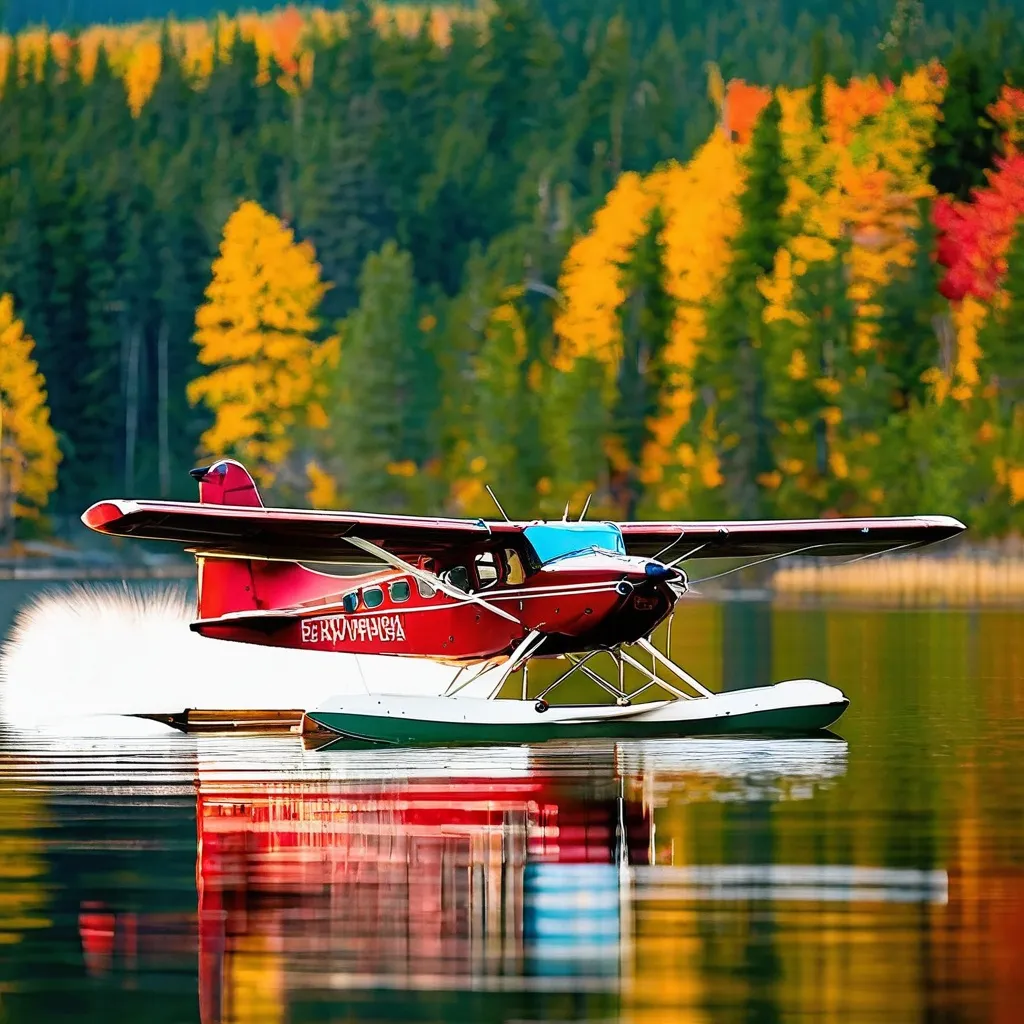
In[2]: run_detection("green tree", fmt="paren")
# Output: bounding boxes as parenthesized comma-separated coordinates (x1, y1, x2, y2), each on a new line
(929, 46, 1002, 201)
(610, 205, 675, 518)
(693, 96, 788, 518)
(329, 241, 434, 511)
(979, 221, 1024, 385)
(876, 206, 944, 412)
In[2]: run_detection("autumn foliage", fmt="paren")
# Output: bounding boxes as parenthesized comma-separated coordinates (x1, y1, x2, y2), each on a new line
(0, 5, 468, 114)
(0, 296, 61, 525)
(4, 2, 1024, 538)
(188, 201, 328, 489)
(554, 65, 1024, 528)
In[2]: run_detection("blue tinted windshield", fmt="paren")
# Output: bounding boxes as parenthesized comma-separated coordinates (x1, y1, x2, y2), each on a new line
(524, 523, 625, 565)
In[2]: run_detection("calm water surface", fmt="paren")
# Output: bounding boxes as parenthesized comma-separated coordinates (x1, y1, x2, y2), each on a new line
(0, 583, 1022, 1023)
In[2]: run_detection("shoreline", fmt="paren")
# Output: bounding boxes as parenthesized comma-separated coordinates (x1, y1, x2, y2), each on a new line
(0, 563, 194, 581)
(0, 552, 1022, 604)
(772, 554, 1024, 604)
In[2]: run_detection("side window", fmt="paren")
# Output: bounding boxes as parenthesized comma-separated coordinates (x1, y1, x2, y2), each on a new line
(342, 592, 359, 613)
(363, 586, 384, 609)
(389, 579, 411, 603)
(440, 566, 471, 593)
(416, 577, 437, 599)
(474, 552, 500, 589)
(505, 549, 526, 585)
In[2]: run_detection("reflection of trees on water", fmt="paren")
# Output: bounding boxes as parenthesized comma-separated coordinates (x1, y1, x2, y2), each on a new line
(0, 602, 1023, 1021)
(189, 737, 852, 1022)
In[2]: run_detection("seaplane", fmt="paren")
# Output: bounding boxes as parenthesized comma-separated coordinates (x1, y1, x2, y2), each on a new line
(81, 459, 965, 744)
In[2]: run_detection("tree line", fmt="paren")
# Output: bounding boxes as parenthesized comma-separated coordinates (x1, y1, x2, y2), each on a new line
(1, 1, 1024, 536)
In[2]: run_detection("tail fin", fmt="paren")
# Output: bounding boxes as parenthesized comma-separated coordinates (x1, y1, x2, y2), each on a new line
(191, 459, 262, 619)
(196, 555, 258, 620)
(189, 459, 338, 625)
(189, 459, 263, 507)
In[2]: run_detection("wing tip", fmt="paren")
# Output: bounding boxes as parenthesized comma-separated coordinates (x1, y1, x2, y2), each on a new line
(81, 500, 131, 533)
(916, 514, 967, 533)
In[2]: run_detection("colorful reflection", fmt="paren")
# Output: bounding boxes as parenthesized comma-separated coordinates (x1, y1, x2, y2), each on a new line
(0, 600, 1019, 1023)
(64, 737, 845, 1022)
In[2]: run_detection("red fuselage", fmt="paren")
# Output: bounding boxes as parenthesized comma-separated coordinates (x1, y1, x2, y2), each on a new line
(193, 549, 682, 663)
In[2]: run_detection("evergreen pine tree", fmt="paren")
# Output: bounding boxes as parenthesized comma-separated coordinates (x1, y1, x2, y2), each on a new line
(979, 221, 1024, 389)
(329, 242, 425, 511)
(694, 96, 788, 518)
(464, 297, 538, 517)
(929, 46, 1002, 201)
(876, 205, 944, 412)
(296, 92, 395, 323)
(610, 205, 675, 518)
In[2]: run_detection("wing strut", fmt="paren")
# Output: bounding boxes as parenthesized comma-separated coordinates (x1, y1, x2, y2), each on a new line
(339, 534, 523, 625)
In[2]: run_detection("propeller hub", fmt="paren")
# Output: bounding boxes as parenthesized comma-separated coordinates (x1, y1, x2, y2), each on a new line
(644, 561, 684, 582)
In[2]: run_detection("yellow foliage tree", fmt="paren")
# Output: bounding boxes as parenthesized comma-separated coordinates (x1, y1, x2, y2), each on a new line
(187, 200, 327, 489)
(553, 131, 746, 514)
(0, 295, 61, 528)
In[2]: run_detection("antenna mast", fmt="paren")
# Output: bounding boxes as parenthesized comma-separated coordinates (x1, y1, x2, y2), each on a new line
(485, 485, 512, 522)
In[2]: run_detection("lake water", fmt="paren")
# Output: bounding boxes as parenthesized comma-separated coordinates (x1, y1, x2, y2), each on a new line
(0, 581, 1022, 1023)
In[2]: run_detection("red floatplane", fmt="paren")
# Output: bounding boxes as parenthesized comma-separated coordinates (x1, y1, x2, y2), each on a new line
(82, 459, 965, 743)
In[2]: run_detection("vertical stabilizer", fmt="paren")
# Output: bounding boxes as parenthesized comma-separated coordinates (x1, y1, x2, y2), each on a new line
(189, 459, 264, 507)
(189, 460, 262, 620)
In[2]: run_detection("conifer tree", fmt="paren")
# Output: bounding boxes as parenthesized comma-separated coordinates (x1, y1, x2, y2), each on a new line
(979, 220, 1024, 386)
(0, 294, 61, 535)
(541, 355, 612, 518)
(188, 200, 326, 490)
(328, 241, 427, 512)
(459, 295, 539, 517)
(929, 46, 1003, 201)
(610, 205, 675, 518)
(296, 92, 395, 322)
(694, 96, 788, 518)
(876, 207, 944, 412)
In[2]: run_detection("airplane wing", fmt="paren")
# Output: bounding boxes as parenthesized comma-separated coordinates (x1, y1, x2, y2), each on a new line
(84, 497, 966, 564)
(618, 515, 966, 560)
(82, 499, 499, 563)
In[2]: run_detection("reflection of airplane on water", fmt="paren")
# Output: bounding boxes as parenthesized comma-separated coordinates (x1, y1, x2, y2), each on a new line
(70, 736, 881, 1023)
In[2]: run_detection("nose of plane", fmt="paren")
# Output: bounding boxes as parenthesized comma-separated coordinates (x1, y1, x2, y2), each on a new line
(642, 561, 683, 582)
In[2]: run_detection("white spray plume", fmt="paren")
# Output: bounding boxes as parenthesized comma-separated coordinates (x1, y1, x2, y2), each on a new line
(0, 582, 453, 731)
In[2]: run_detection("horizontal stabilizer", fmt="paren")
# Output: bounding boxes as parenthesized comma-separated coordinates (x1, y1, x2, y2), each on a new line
(190, 608, 302, 634)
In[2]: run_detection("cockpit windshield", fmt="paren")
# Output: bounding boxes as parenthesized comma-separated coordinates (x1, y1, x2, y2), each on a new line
(523, 522, 626, 565)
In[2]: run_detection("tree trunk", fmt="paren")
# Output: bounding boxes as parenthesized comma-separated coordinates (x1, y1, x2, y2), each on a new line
(157, 319, 170, 495)
(125, 325, 141, 494)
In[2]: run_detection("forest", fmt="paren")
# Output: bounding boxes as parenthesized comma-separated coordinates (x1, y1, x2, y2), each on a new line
(1, 0, 1024, 537)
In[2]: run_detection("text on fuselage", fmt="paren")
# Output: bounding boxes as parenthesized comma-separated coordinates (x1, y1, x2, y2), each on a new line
(301, 614, 407, 645)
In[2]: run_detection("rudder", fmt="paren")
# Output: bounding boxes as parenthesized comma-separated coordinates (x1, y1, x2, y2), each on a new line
(196, 555, 258, 619)
(190, 459, 262, 619)
(189, 459, 263, 507)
